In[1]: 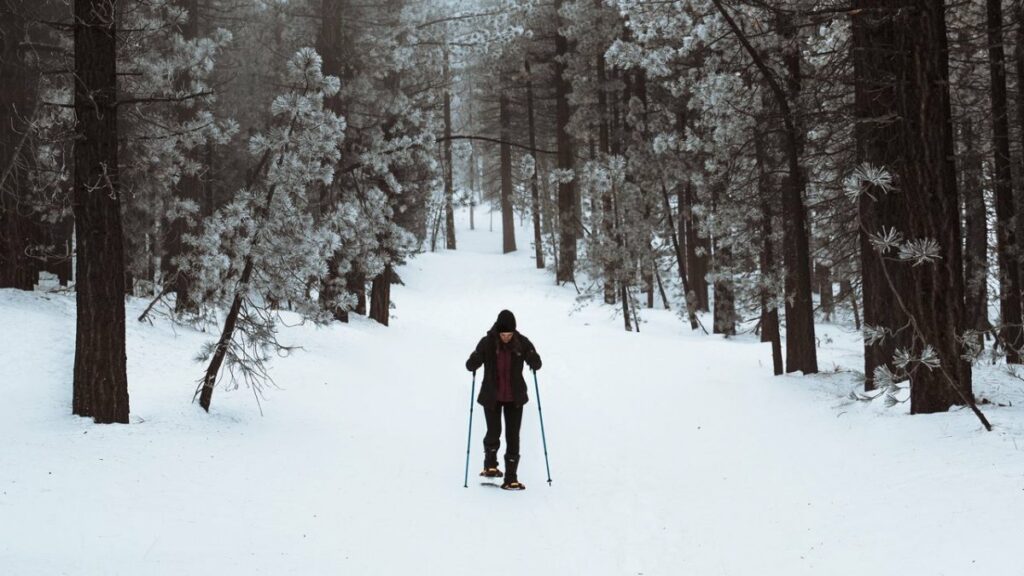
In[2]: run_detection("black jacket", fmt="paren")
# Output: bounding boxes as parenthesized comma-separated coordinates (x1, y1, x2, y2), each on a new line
(466, 329, 542, 408)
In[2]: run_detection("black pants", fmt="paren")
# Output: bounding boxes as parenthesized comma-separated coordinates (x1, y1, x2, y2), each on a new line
(483, 402, 523, 464)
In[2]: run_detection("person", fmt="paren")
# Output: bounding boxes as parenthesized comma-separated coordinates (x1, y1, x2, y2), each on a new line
(465, 309, 542, 490)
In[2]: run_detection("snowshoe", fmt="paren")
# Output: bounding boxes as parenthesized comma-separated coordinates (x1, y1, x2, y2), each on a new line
(500, 481, 526, 491)
(479, 467, 503, 478)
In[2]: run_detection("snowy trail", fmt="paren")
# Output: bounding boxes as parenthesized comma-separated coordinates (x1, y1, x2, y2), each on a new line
(1, 210, 1023, 575)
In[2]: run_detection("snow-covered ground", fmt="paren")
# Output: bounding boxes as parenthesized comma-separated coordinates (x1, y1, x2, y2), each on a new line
(2, 209, 1023, 576)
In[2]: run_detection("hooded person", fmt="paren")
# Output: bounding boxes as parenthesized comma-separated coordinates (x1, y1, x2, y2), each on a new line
(465, 309, 542, 490)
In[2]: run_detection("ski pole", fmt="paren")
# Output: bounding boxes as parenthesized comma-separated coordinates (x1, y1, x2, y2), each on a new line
(533, 370, 552, 485)
(463, 371, 476, 488)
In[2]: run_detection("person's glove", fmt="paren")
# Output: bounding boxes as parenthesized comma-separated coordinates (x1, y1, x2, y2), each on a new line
(466, 351, 482, 372)
(526, 351, 541, 371)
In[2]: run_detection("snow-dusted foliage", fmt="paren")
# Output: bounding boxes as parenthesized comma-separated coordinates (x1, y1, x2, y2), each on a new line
(181, 48, 345, 396)
(115, 0, 236, 293)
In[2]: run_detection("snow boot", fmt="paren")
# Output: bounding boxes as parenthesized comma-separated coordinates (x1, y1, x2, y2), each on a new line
(500, 455, 525, 491)
(480, 449, 502, 477)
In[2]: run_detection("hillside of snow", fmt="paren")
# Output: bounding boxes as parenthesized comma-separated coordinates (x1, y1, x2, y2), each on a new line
(1, 210, 1023, 576)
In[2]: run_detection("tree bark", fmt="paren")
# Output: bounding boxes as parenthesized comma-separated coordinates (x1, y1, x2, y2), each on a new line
(912, 0, 973, 412)
(761, 199, 783, 374)
(1014, 0, 1024, 300)
(683, 183, 709, 312)
(165, 0, 201, 314)
(443, 48, 456, 250)
(597, 54, 616, 304)
(525, 59, 544, 269)
(620, 283, 631, 332)
(712, 263, 736, 335)
(777, 14, 818, 375)
(72, 0, 129, 423)
(499, 73, 516, 254)
(554, 0, 576, 282)
(347, 271, 366, 317)
(0, 5, 39, 291)
(818, 264, 833, 322)
(710, 183, 735, 336)
(631, 70, 656, 311)
(840, 280, 861, 330)
(369, 264, 391, 326)
(852, 2, 909, 391)
(467, 76, 477, 232)
(986, 0, 1023, 361)
(961, 117, 988, 345)
(853, 0, 978, 418)
(756, 128, 783, 374)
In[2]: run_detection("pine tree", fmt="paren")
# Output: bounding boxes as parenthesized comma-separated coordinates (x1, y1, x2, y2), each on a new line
(191, 48, 345, 411)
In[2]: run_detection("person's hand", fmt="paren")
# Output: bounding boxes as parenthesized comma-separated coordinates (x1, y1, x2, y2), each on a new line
(526, 353, 541, 371)
(466, 351, 482, 372)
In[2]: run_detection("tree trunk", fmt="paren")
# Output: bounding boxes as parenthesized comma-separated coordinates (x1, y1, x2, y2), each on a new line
(818, 264, 833, 322)
(1014, 0, 1024, 300)
(318, 0, 344, 321)
(611, 174, 631, 331)
(620, 283, 632, 332)
(852, 1, 912, 392)
(714, 1, 817, 373)
(0, 4, 40, 291)
(42, 216, 74, 287)
(317, 0, 360, 323)
(756, 128, 783, 373)
(683, 183, 709, 312)
(761, 200, 783, 374)
(659, 178, 698, 330)
(841, 280, 861, 330)
(72, 0, 129, 423)
(443, 49, 456, 250)
(199, 126, 291, 411)
(499, 74, 516, 254)
(199, 260, 250, 412)
(910, 0, 972, 412)
(961, 118, 988, 345)
(347, 271, 366, 317)
(712, 266, 736, 335)
(661, 109, 699, 328)
(853, 0, 975, 415)
(202, 141, 215, 218)
(467, 77, 476, 232)
(554, 0, 576, 282)
(369, 264, 391, 326)
(165, 0, 201, 314)
(525, 59, 544, 269)
(710, 183, 735, 336)
(597, 54, 616, 304)
(987, 0, 1023, 361)
(777, 15, 818, 375)
(655, 266, 670, 310)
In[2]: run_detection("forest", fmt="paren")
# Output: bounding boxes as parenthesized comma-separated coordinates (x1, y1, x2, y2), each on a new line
(1, 0, 1022, 432)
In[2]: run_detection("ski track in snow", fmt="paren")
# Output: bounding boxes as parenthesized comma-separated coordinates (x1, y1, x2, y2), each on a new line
(1, 209, 1023, 576)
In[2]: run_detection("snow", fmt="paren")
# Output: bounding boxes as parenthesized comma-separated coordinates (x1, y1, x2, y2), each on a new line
(2, 209, 1023, 575)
